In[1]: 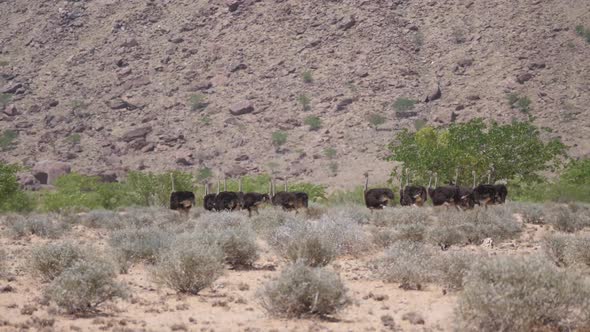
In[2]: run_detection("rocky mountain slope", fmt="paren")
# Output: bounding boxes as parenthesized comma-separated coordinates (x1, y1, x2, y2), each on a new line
(1, 0, 588, 190)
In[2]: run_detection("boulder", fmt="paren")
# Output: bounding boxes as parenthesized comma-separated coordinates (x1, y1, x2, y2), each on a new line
(516, 72, 533, 84)
(424, 84, 441, 102)
(229, 101, 254, 115)
(2, 104, 18, 116)
(226, 0, 242, 12)
(121, 126, 152, 142)
(17, 173, 41, 191)
(1, 82, 22, 94)
(336, 98, 354, 112)
(32, 160, 71, 185)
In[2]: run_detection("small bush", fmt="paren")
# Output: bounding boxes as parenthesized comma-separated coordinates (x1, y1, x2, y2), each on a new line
(575, 24, 590, 43)
(545, 203, 590, 232)
(189, 93, 208, 112)
(510, 202, 545, 224)
(0, 129, 18, 151)
(195, 213, 260, 268)
(109, 227, 174, 268)
(4, 214, 70, 238)
(249, 207, 302, 237)
(78, 210, 123, 229)
(328, 161, 338, 176)
(376, 241, 438, 290)
(30, 242, 88, 281)
(371, 207, 431, 227)
(271, 131, 288, 151)
(304, 116, 321, 131)
(152, 237, 224, 294)
(0, 249, 7, 278)
(367, 113, 386, 129)
(437, 251, 478, 290)
(44, 259, 127, 314)
(259, 262, 348, 318)
(302, 71, 313, 83)
(507, 93, 531, 113)
(0, 93, 12, 110)
(269, 220, 338, 267)
(393, 98, 417, 112)
(543, 233, 590, 268)
(298, 94, 311, 111)
(457, 255, 590, 332)
(324, 147, 337, 159)
(65, 133, 81, 144)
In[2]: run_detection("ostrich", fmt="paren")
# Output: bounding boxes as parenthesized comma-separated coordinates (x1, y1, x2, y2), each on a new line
(214, 177, 242, 211)
(364, 172, 395, 210)
(169, 173, 195, 213)
(489, 165, 508, 204)
(203, 182, 217, 211)
(400, 169, 428, 207)
(271, 178, 297, 211)
(472, 170, 498, 209)
(456, 170, 476, 210)
(240, 177, 271, 217)
(428, 170, 460, 209)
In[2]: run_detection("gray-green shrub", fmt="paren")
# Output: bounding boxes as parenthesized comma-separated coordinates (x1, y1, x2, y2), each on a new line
(152, 237, 224, 294)
(376, 241, 438, 290)
(4, 214, 70, 238)
(457, 255, 590, 332)
(545, 203, 590, 232)
(44, 259, 127, 313)
(109, 226, 174, 268)
(30, 242, 88, 281)
(259, 262, 348, 318)
(543, 233, 590, 268)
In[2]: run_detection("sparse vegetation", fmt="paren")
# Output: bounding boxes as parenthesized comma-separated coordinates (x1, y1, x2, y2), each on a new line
(544, 203, 590, 232)
(152, 236, 224, 295)
(393, 98, 417, 113)
(109, 226, 174, 268)
(507, 93, 531, 113)
(543, 233, 590, 268)
(304, 115, 321, 131)
(189, 93, 208, 112)
(302, 71, 313, 83)
(4, 214, 71, 238)
(65, 133, 81, 144)
(259, 262, 348, 318)
(44, 258, 127, 314)
(30, 242, 88, 281)
(324, 147, 337, 159)
(0, 129, 18, 151)
(367, 113, 386, 129)
(457, 255, 590, 332)
(0, 162, 35, 212)
(328, 161, 338, 176)
(0, 60, 9, 67)
(70, 100, 89, 111)
(376, 241, 438, 290)
(575, 24, 590, 43)
(298, 94, 311, 111)
(271, 131, 288, 151)
(0, 93, 12, 109)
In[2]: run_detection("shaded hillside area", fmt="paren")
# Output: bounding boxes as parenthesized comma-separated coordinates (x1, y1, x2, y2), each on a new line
(1, 0, 588, 189)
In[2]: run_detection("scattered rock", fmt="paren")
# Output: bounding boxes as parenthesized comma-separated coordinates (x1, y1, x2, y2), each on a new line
(226, 0, 242, 12)
(335, 98, 354, 112)
(481, 237, 494, 248)
(225, 165, 248, 177)
(516, 72, 533, 84)
(32, 160, 71, 185)
(2, 104, 18, 116)
(466, 94, 480, 101)
(339, 15, 356, 30)
(381, 315, 396, 330)
(0, 285, 15, 293)
(188, 80, 212, 91)
(121, 126, 152, 142)
(17, 173, 41, 191)
(402, 312, 425, 325)
(168, 36, 184, 44)
(229, 63, 247, 72)
(106, 98, 138, 110)
(1, 82, 22, 94)
(424, 83, 441, 102)
(229, 101, 254, 116)
(457, 57, 474, 67)
(235, 154, 249, 161)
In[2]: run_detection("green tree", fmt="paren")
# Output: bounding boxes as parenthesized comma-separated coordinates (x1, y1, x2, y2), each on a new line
(560, 159, 590, 185)
(0, 163, 34, 212)
(387, 119, 567, 184)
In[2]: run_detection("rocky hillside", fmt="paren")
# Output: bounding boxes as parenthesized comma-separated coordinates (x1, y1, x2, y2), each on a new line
(1, 0, 588, 190)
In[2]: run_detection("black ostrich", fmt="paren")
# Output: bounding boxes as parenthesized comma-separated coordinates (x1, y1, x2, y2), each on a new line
(428, 171, 461, 209)
(169, 173, 195, 214)
(472, 170, 498, 209)
(364, 172, 395, 210)
(214, 178, 242, 211)
(400, 169, 428, 207)
(203, 182, 217, 211)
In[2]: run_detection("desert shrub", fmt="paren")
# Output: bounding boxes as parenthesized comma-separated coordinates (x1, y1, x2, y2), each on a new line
(325, 187, 365, 206)
(509, 202, 545, 224)
(77, 210, 124, 229)
(0, 249, 6, 278)
(30, 242, 87, 281)
(194, 213, 259, 267)
(0, 162, 35, 212)
(305, 202, 328, 219)
(152, 237, 224, 294)
(369, 226, 398, 248)
(543, 233, 590, 268)
(44, 259, 127, 314)
(317, 214, 371, 256)
(367, 113, 386, 129)
(189, 93, 208, 112)
(324, 147, 337, 159)
(269, 220, 338, 267)
(327, 205, 371, 225)
(575, 24, 590, 43)
(250, 207, 303, 237)
(393, 97, 417, 112)
(376, 241, 439, 290)
(0, 129, 18, 151)
(109, 226, 174, 268)
(259, 262, 348, 318)
(457, 255, 590, 332)
(271, 131, 288, 151)
(4, 214, 70, 238)
(371, 207, 431, 227)
(545, 203, 590, 232)
(117, 207, 182, 229)
(304, 116, 321, 131)
(298, 94, 311, 111)
(437, 251, 479, 290)
(507, 93, 531, 113)
(394, 223, 427, 242)
(302, 71, 313, 83)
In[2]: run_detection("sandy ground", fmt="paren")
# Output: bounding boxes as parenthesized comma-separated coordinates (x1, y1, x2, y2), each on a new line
(0, 213, 550, 332)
